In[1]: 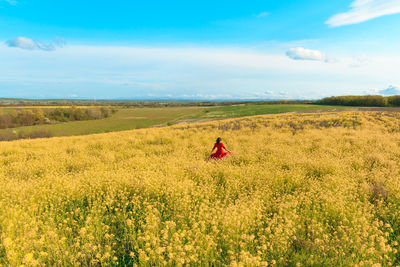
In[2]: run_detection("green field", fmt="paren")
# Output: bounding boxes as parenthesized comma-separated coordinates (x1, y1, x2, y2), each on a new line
(194, 104, 360, 118)
(0, 107, 204, 137)
(0, 104, 362, 138)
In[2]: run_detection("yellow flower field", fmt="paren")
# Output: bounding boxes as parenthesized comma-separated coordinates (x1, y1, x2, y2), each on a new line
(1, 111, 400, 266)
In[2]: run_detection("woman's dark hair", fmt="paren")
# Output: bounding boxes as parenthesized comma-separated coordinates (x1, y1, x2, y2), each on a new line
(216, 137, 221, 144)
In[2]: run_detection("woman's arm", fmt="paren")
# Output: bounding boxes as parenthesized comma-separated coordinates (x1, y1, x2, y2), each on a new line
(222, 143, 230, 153)
(211, 144, 216, 153)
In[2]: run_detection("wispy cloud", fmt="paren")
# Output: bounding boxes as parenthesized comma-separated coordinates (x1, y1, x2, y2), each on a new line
(3, 0, 17, 5)
(256, 11, 270, 18)
(286, 47, 334, 63)
(1, 44, 399, 99)
(326, 0, 400, 27)
(371, 85, 400, 96)
(262, 90, 288, 99)
(349, 55, 371, 67)
(54, 36, 67, 47)
(5, 37, 66, 51)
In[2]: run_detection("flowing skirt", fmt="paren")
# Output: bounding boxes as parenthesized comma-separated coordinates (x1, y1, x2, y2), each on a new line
(210, 151, 231, 159)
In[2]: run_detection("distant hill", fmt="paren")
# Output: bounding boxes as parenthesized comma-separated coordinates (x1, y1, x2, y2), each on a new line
(0, 98, 315, 107)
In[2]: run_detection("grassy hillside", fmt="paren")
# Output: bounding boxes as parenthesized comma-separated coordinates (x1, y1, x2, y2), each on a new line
(195, 104, 359, 118)
(1, 111, 400, 266)
(0, 107, 205, 137)
(0, 104, 360, 138)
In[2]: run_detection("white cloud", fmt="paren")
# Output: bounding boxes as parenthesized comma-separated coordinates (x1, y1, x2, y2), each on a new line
(5, 36, 66, 51)
(326, 0, 400, 27)
(367, 85, 400, 95)
(349, 55, 371, 67)
(6, 37, 37, 50)
(261, 90, 288, 99)
(286, 47, 332, 62)
(54, 36, 67, 47)
(378, 85, 400, 95)
(0, 44, 399, 99)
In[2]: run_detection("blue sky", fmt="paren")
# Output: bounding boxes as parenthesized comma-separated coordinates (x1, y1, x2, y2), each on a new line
(1, 0, 400, 100)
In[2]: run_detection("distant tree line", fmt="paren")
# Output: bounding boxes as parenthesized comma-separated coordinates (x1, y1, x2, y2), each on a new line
(0, 98, 315, 108)
(317, 95, 400, 107)
(0, 107, 116, 129)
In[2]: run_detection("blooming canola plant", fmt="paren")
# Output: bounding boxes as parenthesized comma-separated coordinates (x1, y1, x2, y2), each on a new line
(0, 111, 399, 266)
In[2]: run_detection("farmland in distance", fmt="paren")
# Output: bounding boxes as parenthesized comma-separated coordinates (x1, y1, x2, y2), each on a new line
(0, 104, 362, 138)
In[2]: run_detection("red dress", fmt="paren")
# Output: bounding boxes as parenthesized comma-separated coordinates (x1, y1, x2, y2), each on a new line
(210, 142, 231, 159)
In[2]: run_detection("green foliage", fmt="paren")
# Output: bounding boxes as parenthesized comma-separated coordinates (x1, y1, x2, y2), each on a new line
(387, 95, 400, 106)
(318, 95, 390, 107)
(0, 107, 205, 139)
(0, 107, 116, 130)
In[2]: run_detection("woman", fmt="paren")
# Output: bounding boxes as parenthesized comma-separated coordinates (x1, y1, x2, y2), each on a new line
(208, 137, 231, 160)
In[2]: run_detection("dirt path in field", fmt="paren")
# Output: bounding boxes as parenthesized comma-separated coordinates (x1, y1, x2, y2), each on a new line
(150, 118, 228, 128)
